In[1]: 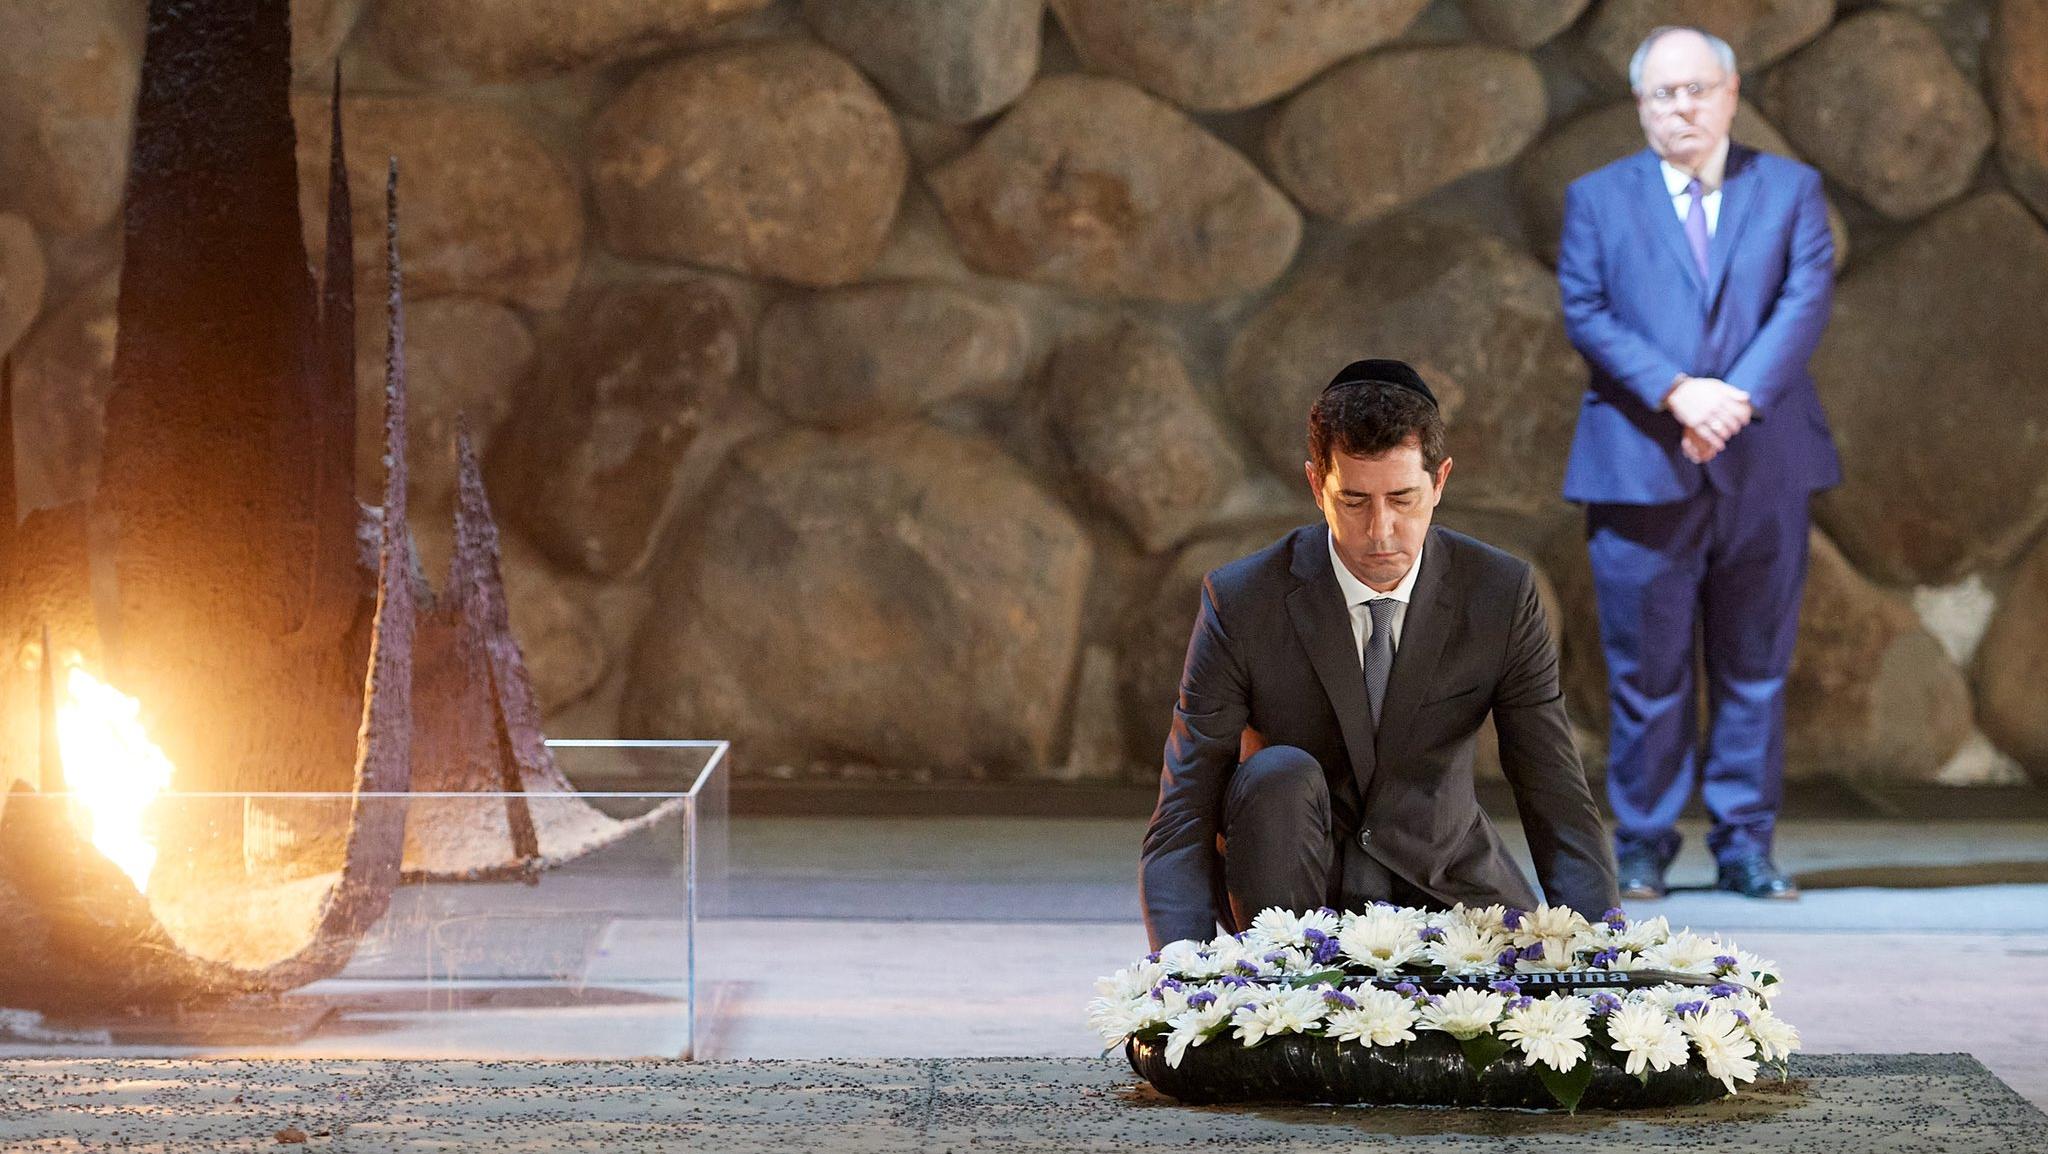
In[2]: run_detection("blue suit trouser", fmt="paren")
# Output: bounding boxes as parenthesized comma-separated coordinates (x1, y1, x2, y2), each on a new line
(1586, 483, 1811, 867)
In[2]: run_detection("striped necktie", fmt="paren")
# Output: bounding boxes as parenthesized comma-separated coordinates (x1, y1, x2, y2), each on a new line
(1364, 599, 1396, 726)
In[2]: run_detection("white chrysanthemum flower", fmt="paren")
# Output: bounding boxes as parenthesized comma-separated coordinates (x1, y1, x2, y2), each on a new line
(1095, 962, 1167, 1001)
(1512, 905, 1590, 946)
(1681, 1004, 1760, 1092)
(1737, 1001, 1801, 1063)
(1629, 983, 1707, 1012)
(1728, 948, 1783, 999)
(1425, 922, 1511, 975)
(1231, 986, 1329, 1045)
(1497, 994, 1593, 1073)
(1252, 945, 1315, 975)
(1337, 910, 1426, 974)
(1249, 907, 1340, 949)
(1605, 1001, 1691, 1075)
(1417, 987, 1507, 1040)
(1455, 903, 1511, 933)
(1157, 939, 1208, 975)
(1086, 993, 1154, 1044)
(1639, 930, 1726, 974)
(1323, 987, 1419, 1047)
(1609, 914, 1671, 953)
(1162, 1000, 1234, 1068)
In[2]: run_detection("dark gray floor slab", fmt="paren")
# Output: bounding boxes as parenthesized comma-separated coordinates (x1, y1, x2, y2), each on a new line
(0, 1053, 2039, 1152)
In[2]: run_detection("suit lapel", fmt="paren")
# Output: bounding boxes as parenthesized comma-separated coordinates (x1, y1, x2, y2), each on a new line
(1637, 150, 1705, 297)
(1372, 528, 1455, 768)
(1703, 143, 1759, 311)
(1286, 527, 1379, 796)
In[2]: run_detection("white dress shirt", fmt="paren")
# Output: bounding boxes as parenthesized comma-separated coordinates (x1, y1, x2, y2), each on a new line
(1329, 533, 1423, 667)
(1659, 135, 1730, 236)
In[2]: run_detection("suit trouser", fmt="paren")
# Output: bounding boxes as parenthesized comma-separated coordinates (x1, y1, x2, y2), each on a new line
(1586, 482, 1810, 867)
(1213, 745, 1434, 931)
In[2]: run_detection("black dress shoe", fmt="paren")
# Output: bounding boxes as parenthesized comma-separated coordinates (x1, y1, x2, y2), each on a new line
(1616, 852, 1667, 900)
(1716, 855, 1800, 900)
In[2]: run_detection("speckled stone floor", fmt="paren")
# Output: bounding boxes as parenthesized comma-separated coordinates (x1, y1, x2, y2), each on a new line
(0, 1053, 2042, 1152)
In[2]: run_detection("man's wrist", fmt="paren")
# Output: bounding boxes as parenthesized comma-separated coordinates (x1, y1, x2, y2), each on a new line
(1661, 373, 1690, 411)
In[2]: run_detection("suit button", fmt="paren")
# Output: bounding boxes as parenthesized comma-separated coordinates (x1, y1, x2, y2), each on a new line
(1358, 828, 1373, 848)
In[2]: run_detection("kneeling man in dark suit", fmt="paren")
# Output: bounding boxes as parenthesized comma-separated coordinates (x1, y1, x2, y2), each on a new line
(1140, 359, 1619, 950)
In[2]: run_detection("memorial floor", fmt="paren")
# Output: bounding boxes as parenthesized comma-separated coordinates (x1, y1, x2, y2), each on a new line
(4, 807, 2045, 1149)
(0, 1054, 2041, 1152)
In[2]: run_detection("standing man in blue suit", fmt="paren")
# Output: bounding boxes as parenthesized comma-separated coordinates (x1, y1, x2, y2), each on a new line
(1557, 26, 1839, 900)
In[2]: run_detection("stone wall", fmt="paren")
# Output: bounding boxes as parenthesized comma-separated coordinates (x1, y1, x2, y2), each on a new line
(4, 0, 2047, 788)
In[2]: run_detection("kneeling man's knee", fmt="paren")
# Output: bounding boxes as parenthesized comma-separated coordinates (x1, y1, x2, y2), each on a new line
(1230, 745, 1328, 809)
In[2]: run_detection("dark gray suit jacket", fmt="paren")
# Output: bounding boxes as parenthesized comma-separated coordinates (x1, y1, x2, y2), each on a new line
(1140, 523, 1619, 948)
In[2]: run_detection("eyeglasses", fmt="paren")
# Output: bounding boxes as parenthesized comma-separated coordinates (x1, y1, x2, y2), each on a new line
(1643, 79, 1726, 108)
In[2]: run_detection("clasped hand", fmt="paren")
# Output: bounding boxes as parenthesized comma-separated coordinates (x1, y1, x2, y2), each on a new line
(1665, 376, 1752, 464)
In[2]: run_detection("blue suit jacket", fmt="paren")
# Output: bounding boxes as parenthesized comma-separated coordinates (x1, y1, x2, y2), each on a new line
(1557, 143, 1841, 504)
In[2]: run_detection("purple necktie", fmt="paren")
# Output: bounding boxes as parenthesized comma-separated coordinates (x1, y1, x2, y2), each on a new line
(1683, 178, 1710, 281)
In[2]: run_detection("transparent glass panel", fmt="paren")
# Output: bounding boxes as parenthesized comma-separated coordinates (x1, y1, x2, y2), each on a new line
(0, 740, 727, 1059)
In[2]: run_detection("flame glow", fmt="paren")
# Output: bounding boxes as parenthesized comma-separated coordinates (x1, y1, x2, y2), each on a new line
(57, 666, 176, 893)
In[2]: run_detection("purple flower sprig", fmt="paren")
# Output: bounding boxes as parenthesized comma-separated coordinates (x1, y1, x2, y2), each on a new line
(1505, 996, 1535, 1012)
(1323, 989, 1358, 1010)
(1186, 990, 1218, 1009)
(1589, 992, 1623, 1016)
(1519, 942, 1545, 961)
(1602, 907, 1628, 928)
(1496, 947, 1521, 969)
(1501, 908, 1526, 930)
(1490, 979, 1521, 997)
(1714, 954, 1740, 971)
(1417, 926, 1446, 943)
(1302, 928, 1341, 965)
(1710, 983, 1741, 999)
(1394, 982, 1419, 997)
(1672, 1000, 1706, 1017)
(1590, 948, 1621, 968)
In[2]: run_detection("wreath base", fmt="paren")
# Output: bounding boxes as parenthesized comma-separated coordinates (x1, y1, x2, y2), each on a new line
(1127, 1032, 1732, 1109)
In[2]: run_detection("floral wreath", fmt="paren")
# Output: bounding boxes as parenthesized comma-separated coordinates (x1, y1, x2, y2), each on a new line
(1091, 903, 1797, 1111)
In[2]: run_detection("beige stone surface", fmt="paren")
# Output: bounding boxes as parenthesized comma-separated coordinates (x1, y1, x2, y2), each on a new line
(1763, 9, 1994, 221)
(929, 75, 1301, 302)
(802, 0, 1043, 124)
(1225, 216, 1585, 518)
(755, 282, 1030, 429)
(0, 0, 142, 236)
(1458, 0, 1591, 49)
(0, 213, 43, 361)
(490, 278, 745, 580)
(352, 296, 535, 515)
(1975, 534, 2048, 781)
(590, 41, 907, 287)
(364, 0, 773, 84)
(630, 423, 1091, 778)
(9, 273, 117, 511)
(1813, 194, 2048, 586)
(1050, 320, 1243, 555)
(292, 92, 584, 311)
(1046, 0, 1431, 113)
(1990, 0, 2048, 224)
(1264, 45, 1547, 226)
(1582, 0, 1834, 80)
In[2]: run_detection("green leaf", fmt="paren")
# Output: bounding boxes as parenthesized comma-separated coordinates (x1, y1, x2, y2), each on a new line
(1457, 1034, 1512, 1076)
(1286, 969, 1350, 988)
(1536, 1059, 1596, 1114)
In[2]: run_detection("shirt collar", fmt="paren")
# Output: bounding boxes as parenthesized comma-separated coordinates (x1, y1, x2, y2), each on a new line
(1328, 530, 1424, 608)
(1659, 135, 1731, 196)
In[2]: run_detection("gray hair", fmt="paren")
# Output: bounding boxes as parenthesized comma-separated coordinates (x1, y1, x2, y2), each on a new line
(1628, 26, 1738, 94)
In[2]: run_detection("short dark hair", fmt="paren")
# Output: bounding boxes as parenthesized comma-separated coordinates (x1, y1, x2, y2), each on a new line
(1308, 380, 1448, 480)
